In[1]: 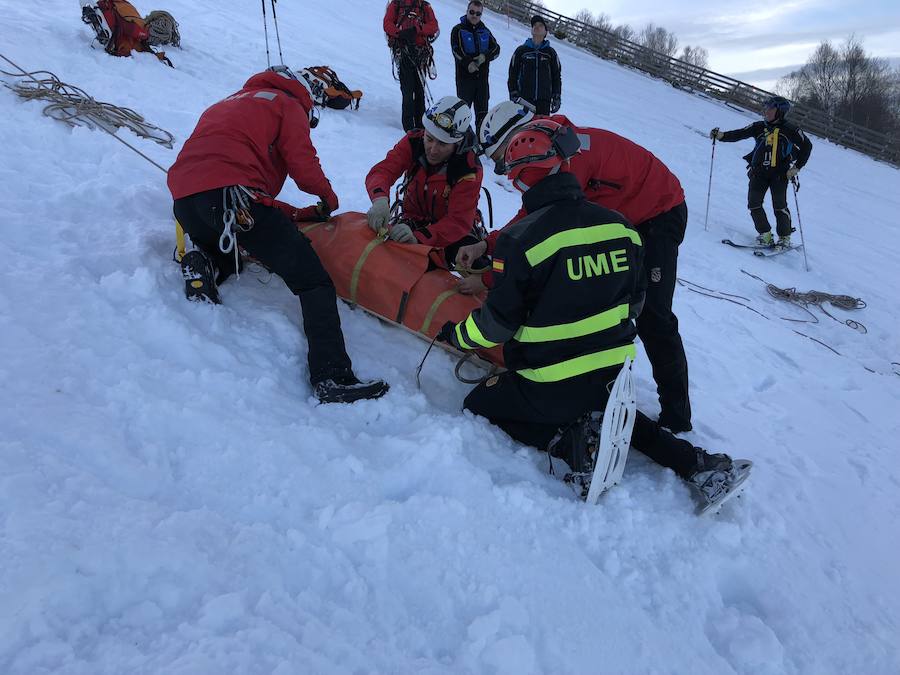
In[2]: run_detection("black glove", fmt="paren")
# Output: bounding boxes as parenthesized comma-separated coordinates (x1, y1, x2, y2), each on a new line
(551, 95, 561, 113)
(509, 91, 520, 102)
(436, 321, 456, 344)
(397, 27, 416, 44)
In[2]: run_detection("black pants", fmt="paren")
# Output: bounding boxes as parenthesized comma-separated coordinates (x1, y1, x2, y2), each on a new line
(636, 202, 692, 430)
(456, 72, 490, 131)
(748, 171, 791, 237)
(398, 49, 426, 131)
(521, 97, 551, 115)
(173, 189, 353, 385)
(464, 370, 698, 479)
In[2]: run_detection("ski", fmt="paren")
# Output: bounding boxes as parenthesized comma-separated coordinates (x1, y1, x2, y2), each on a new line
(697, 460, 753, 515)
(752, 245, 803, 258)
(721, 238, 772, 250)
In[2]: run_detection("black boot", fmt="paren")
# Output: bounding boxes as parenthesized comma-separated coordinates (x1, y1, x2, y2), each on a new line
(180, 250, 220, 304)
(546, 412, 602, 499)
(314, 372, 389, 404)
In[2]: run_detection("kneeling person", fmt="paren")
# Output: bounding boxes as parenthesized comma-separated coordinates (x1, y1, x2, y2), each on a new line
(167, 66, 388, 404)
(365, 96, 485, 267)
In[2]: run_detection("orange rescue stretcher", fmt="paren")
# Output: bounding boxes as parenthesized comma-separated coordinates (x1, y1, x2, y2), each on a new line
(298, 212, 504, 369)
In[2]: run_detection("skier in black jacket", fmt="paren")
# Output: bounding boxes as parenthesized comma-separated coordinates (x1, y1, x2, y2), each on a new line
(450, 1, 500, 130)
(437, 120, 750, 509)
(711, 96, 813, 249)
(507, 15, 561, 115)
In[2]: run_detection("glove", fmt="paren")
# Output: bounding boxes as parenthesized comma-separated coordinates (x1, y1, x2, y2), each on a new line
(786, 166, 800, 179)
(388, 222, 417, 244)
(467, 61, 479, 74)
(436, 321, 456, 344)
(397, 27, 416, 44)
(366, 197, 390, 232)
(475, 54, 486, 66)
(710, 127, 723, 140)
(551, 94, 561, 113)
(318, 189, 338, 217)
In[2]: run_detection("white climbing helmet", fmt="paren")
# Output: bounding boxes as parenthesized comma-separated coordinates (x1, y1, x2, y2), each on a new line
(422, 96, 472, 144)
(268, 65, 320, 128)
(479, 101, 535, 158)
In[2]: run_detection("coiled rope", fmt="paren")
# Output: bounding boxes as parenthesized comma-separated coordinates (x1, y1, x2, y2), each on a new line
(143, 11, 181, 48)
(741, 270, 867, 333)
(0, 54, 172, 175)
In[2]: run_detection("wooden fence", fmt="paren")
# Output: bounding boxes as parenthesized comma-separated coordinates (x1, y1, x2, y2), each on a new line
(483, 0, 900, 167)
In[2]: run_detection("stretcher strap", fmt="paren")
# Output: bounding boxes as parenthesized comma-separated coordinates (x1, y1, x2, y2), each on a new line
(420, 288, 458, 334)
(300, 222, 324, 234)
(349, 237, 385, 304)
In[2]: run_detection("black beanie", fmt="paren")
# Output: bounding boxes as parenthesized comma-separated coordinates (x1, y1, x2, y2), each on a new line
(531, 15, 547, 29)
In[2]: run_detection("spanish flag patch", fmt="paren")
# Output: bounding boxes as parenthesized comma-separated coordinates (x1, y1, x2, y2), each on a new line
(492, 258, 505, 273)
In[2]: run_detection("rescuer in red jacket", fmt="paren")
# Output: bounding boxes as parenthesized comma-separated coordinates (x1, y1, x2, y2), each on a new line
(364, 96, 485, 266)
(383, 0, 440, 131)
(458, 101, 693, 432)
(167, 67, 388, 404)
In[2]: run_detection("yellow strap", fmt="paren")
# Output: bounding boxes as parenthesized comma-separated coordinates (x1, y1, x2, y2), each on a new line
(349, 237, 384, 304)
(420, 289, 458, 334)
(301, 222, 324, 234)
(175, 219, 186, 262)
(770, 127, 780, 168)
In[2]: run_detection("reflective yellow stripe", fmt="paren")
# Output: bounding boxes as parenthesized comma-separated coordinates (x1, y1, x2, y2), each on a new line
(517, 344, 636, 383)
(464, 314, 500, 348)
(514, 303, 629, 343)
(455, 323, 475, 350)
(525, 223, 642, 267)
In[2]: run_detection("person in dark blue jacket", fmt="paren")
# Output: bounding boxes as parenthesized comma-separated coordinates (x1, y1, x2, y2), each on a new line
(450, 1, 500, 130)
(507, 15, 561, 115)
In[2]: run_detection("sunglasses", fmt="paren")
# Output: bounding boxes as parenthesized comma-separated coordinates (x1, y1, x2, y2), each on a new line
(467, 10, 482, 16)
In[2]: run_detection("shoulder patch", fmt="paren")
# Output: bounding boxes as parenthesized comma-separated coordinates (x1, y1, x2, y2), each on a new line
(254, 91, 278, 101)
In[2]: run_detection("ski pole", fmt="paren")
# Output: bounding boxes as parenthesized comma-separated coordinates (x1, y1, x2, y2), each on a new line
(703, 137, 716, 231)
(791, 177, 810, 272)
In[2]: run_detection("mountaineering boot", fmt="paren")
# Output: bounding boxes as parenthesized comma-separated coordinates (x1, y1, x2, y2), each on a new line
(775, 234, 792, 250)
(180, 249, 221, 304)
(314, 372, 390, 404)
(755, 232, 774, 247)
(687, 449, 753, 514)
(546, 412, 602, 500)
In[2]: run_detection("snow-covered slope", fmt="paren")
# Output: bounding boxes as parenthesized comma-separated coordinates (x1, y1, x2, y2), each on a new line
(1, 1, 899, 672)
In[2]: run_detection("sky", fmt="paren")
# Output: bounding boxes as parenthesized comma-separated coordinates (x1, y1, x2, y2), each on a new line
(538, 0, 900, 89)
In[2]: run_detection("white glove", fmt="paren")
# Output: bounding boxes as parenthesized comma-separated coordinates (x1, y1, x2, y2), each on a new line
(366, 197, 390, 232)
(467, 61, 479, 74)
(786, 166, 799, 179)
(388, 222, 417, 244)
(475, 54, 486, 65)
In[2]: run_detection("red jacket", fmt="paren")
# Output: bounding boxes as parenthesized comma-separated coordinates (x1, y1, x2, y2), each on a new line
(383, 0, 439, 48)
(486, 115, 684, 254)
(365, 131, 483, 249)
(167, 72, 336, 210)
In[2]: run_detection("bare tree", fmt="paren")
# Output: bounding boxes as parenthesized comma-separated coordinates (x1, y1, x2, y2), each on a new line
(778, 35, 899, 134)
(612, 24, 635, 43)
(680, 46, 709, 69)
(638, 23, 678, 57)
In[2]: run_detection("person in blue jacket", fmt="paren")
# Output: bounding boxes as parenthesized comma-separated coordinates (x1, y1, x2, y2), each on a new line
(450, 1, 500, 130)
(507, 15, 561, 115)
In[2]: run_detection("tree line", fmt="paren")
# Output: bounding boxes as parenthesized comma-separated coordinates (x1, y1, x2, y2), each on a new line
(778, 36, 899, 136)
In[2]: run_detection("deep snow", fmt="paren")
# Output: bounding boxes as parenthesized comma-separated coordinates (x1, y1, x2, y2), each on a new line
(1, 1, 899, 673)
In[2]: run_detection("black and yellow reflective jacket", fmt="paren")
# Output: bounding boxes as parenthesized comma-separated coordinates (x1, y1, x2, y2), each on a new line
(447, 172, 645, 383)
(720, 120, 812, 174)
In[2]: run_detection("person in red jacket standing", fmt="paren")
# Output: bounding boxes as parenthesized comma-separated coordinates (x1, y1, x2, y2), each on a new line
(459, 101, 693, 432)
(383, 0, 439, 131)
(167, 66, 389, 404)
(364, 96, 485, 267)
